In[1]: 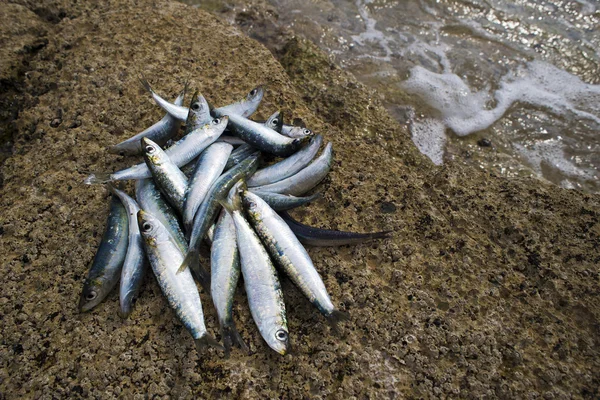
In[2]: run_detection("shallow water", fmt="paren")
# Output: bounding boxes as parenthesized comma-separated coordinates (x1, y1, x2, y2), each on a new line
(186, 0, 600, 192)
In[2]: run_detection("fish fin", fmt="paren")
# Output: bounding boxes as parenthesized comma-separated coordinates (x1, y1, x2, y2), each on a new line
(138, 74, 154, 94)
(219, 189, 242, 214)
(222, 322, 249, 358)
(84, 172, 111, 185)
(177, 249, 199, 274)
(182, 78, 189, 98)
(195, 334, 224, 354)
(118, 308, 132, 319)
(326, 309, 350, 334)
(189, 262, 211, 293)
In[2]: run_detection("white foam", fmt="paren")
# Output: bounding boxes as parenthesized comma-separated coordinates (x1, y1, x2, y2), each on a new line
(513, 139, 598, 189)
(410, 118, 446, 166)
(402, 61, 600, 137)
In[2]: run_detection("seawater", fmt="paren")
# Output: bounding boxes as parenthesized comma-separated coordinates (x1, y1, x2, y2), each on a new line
(186, 0, 600, 193)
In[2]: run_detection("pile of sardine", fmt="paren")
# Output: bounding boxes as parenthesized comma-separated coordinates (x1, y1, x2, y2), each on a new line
(81, 80, 388, 356)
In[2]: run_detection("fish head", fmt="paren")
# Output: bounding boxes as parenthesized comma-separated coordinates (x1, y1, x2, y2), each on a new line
(246, 86, 264, 104)
(287, 127, 314, 139)
(141, 137, 166, 166)
(266, 326, 290, 355)
(205, 116, 229, 138)
(186, 92, 211, 129)
(79, 276, 111, 312)
(265, 110, 283, 133)
(137, 210, 170, 245)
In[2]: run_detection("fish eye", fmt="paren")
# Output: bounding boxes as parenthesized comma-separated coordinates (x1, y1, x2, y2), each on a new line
(212, 118, 220, 125)
(145, 145, 155, 154)
(86, 291, 97, 301)
(275, 329, 288, 342)
(250, 89, 257, 96)
(303, 129, 311, 134)
(191, 103, 201, 111)
(142, 222, 152, 232)
(272, 118, 279, 125)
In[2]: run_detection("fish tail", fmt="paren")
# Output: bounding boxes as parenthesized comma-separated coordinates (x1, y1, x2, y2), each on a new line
(326, 309, 350, 334)
(177, 249, 199, 274)
(84, 172, 111, 185)
(194, 333, 224, 354)
(222, 322, 249, 358)
(118, 306, 132, 320)
(370, 230, 393, 240)
(138, 74, 154, 94)
(219, 191, 242, 215)
(190, 263, 211, 293)
(106, 145, 124, 155)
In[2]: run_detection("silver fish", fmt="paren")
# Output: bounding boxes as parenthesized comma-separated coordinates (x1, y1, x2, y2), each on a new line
(212, 112, 310, 157)
(108, 87, 186, 155)
(183, 142, 233, 232)
(142, 79, 263, 121)
(84, 117, 227, 184)
(142, 138, 188, 214)
(251, 142, 333, 196)
(223, 189, 289, 355)
(211, 208, 248, 357)
(247, 134, 323, 187)
(212, 86, 264, 119)
(138, 210, 222, 352)
(108, 185, 147, 318)
(79, 195, 129, 312)
(242, 191, 348, 329)
(179, 154, 259, 273)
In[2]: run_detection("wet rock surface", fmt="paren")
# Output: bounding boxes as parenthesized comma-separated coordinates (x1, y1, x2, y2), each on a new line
(0, 0, 599, 398)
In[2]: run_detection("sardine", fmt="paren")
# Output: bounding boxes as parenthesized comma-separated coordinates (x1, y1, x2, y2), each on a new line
(279, 211, 391, 246)
(85, 117, 227, 184)
(79, 195, 129, 312)
(211, 208, 248, 357)
(242, 191, 348, 328)
(142, 138, 188, 214)
(247, 135, 323, 187)
(250, 189, 321, 211)
(138, 210, 222, 353)
(212, 86, 264, 119)
(108, 87, 186, 155)
(180, 154, 259, 273)
(183, 142, 233, 232)
(212, 111, 310, 157)
(142, 79, 263, 121)
(251, 142, 333, 196)
(222, 189, 289, 355)
(108, 185, 147, 318)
